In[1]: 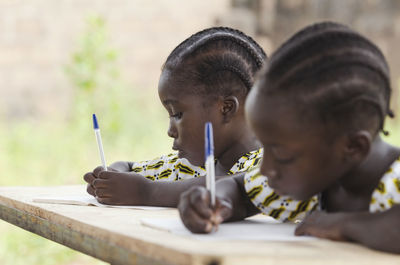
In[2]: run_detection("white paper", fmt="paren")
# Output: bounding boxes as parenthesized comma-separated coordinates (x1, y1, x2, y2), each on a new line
(141, 216, 317, 241)
(33, 194, 169, 211)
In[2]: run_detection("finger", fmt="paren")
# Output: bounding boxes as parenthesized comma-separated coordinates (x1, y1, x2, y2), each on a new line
(97, 197, 113, 205)
(213, 199, 233, 224)
(178, 197, 213, 234)
(83, 172, 95, 184)
(98, 171, 113, 179)
(93, 166, 106, 178)
(294, 222, 310, 236)
(188, 187, 213, 219)
(86, 184, 95, 196)
(92, 179, 109, 189)
(94, 188, 112, 198)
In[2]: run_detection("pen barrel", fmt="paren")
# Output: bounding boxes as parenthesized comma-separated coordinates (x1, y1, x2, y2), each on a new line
(94, 129, 107, 171)
(205, 155, 215, 206)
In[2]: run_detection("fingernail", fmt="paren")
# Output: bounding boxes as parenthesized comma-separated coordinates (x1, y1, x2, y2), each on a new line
(215, 215, 223, 224)
(205, 222, 213, 233)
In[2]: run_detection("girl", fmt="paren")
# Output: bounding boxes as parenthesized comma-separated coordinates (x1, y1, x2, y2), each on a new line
(84, 27, 266, 206)
(178, 22, 400, 254)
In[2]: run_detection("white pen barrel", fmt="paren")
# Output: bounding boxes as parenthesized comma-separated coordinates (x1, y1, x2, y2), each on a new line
(94, 129, 107, 171)
(205, 155, 215, 206)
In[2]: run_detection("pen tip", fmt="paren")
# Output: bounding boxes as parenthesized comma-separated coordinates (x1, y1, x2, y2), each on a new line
(93, 114, 99, 129)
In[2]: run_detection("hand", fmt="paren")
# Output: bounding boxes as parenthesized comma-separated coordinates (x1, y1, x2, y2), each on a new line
(83, 166, 106, 196)
(178, 186, 233, 234)
(295, 211, 350, 241)
(90, 168, 149, 205)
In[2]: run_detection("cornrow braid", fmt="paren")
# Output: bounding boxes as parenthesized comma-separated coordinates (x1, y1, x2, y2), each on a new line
(259, 21, 393, 136)
(162, 27, 267, 96)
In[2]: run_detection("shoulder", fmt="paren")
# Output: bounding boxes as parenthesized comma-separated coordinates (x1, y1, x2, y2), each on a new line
(229, 148, 263, 174)
(243, 167, 318, 222)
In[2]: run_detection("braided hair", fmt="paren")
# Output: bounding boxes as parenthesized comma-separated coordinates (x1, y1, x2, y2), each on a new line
(259, 21, 394, 136)
(162, 27, 267, 99)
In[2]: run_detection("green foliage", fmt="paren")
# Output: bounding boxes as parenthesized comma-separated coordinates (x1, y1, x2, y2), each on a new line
(0, 14, 170, 265)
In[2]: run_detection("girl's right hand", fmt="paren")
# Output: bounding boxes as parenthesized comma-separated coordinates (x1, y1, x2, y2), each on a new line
(178, 186, 233, 233)
(83, 166, 110, 196)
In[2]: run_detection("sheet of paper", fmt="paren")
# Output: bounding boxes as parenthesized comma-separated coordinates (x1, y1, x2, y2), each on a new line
(141, 216, 317, 241)
(33, 194, 169, 211)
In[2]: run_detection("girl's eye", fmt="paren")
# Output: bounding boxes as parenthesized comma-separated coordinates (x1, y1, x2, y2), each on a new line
(275, 157, 295, 164)
(270, 147, 295, 164)
(170, 112, 183, 119)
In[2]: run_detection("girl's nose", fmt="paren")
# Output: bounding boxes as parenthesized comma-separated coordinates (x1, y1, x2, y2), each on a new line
(167, 120, 178, 139)
(260, 156, 277, 179)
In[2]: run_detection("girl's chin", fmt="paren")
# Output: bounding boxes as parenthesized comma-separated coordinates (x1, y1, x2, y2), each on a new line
(178, 152, 204, 166)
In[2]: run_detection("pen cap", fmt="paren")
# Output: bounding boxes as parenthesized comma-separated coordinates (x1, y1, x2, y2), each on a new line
(205, 122, 214, 158)
(93, 114, 99, 129)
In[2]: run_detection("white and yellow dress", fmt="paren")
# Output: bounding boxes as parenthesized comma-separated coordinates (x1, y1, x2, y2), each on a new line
(244, 156, 400, 221)
(130, 148, 263, 181)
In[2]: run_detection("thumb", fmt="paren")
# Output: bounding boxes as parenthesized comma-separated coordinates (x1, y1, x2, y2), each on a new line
(213, 198, 233, 224)
(294, 222, 308, 236)
(98, 170, 112, 179)
(107, 167, 119, 172)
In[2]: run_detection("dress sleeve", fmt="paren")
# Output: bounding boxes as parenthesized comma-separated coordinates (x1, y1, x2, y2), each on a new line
(130, 153, 206, 182)
(228, 148, 263, 174)
(244, 167, 318, 222)
(370, 157, 400, 212)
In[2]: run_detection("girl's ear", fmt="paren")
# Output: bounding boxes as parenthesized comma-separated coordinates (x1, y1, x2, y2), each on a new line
(220, 95, 239, 123)
(343, 130, 372, 163)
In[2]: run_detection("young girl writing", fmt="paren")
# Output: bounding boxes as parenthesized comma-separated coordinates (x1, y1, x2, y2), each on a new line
(84, 27, 266, 206)
(178, 22, 400, 253)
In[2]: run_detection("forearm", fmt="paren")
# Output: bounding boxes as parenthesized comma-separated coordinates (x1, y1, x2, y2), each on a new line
(216, 174, 260, 222)
(342, 205, 400, 253)
(109, 161, 133, 172)
(147, 177, 207, 207)
(145, 174, 233, 207)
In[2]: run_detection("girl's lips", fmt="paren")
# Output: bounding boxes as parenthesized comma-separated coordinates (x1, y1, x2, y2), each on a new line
(267, 177, 285, 195)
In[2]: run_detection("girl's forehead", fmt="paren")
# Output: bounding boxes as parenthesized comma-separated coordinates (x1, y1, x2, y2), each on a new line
(158, 70, 195, 96)
(248, 94, 319, 135)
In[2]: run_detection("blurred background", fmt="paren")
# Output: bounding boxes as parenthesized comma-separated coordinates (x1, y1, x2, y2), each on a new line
(1, 0, 399, 264)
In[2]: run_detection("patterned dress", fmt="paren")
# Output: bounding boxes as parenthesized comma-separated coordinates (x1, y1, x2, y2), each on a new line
(130, 148, 263, 181)
(244, 156, 400, 222)
(370, 156, 400, 212)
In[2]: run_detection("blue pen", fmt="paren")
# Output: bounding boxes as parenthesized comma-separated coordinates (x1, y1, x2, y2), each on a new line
(205, 122, 216, 207)
(93, 114, 107, 171)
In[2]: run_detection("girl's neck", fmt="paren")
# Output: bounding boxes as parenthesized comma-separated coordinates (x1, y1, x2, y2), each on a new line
(215, 128, 262, 175)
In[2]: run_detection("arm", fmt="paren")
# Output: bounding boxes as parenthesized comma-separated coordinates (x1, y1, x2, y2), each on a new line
(92, 170, 232, 207)
(295, 205, 400, 253)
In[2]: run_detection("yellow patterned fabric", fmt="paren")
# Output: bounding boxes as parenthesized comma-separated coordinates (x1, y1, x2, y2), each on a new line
(245, 156, 400, 221)
(370, 156, 400, 212)
(244, 168, 318, 223)
(131, 148, 263, 182)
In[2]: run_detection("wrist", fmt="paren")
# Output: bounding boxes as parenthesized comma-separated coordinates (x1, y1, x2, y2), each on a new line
(340, 211, 371, 241)
(138, 176, 151, 205)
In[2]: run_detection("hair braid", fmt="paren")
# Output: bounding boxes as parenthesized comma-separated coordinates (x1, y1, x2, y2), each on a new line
(163, 27, 267, 96)
(259, 21, 393, 135)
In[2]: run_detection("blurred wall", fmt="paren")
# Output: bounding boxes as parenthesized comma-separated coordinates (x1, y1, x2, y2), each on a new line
(1, 0, 400, 122)
(0, 0, 231, 121)
(221, 0, 400, 111)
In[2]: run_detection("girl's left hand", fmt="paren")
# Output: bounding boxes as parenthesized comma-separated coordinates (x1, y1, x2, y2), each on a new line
(294, 211, 350, 241)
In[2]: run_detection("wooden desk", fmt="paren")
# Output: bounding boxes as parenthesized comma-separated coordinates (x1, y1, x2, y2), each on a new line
(0, 186, 399, 265)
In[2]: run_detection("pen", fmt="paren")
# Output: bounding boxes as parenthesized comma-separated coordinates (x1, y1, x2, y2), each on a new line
(92, 114, 107, 171)
(205, 122, 215, 207)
